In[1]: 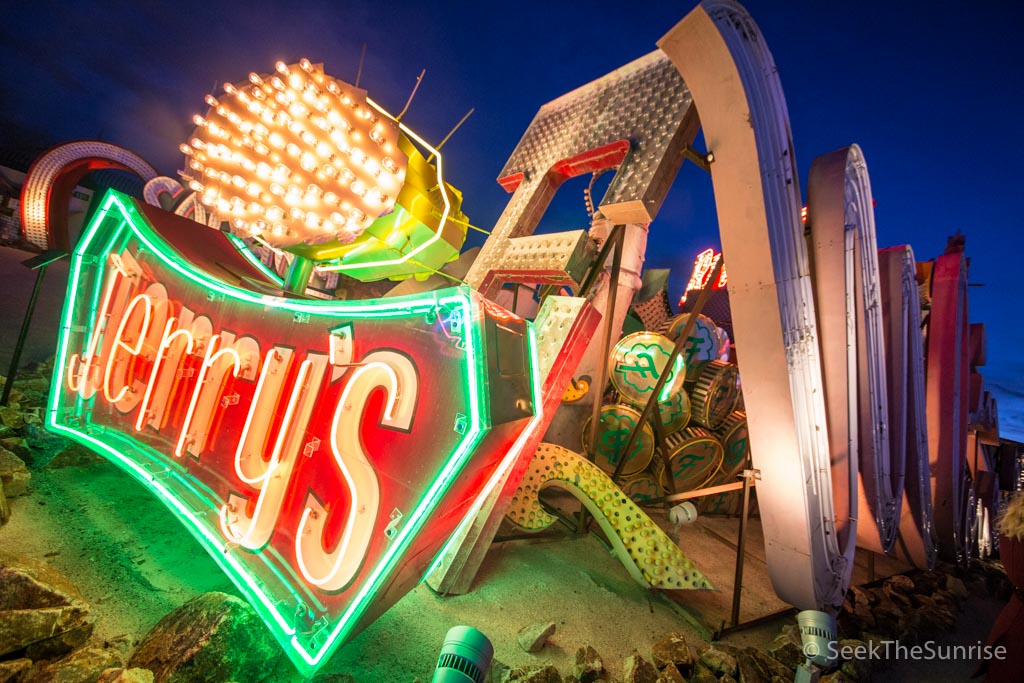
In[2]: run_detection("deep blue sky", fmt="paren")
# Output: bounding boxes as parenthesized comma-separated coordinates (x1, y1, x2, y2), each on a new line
(2, 1, 1021, 439)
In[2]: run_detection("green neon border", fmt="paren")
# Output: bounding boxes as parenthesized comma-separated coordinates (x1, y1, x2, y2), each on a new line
(45, 190, 505, 677)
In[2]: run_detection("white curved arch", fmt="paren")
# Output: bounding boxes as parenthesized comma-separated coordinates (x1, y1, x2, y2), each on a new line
(660, 0, 848, 610)
(879, 245, 936, 568)
(20, 141, 158, 249)
(807, 145, 898, 555)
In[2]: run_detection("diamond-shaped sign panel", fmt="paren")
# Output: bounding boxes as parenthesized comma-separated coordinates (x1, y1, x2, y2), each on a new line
(47, 191, 539, 676)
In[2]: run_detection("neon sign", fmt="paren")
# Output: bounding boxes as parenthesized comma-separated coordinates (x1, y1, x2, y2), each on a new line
(680, 247, 728, 305)
(47, 191, 540, 676)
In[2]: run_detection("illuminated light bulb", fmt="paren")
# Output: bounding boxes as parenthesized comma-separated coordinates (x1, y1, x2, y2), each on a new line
(330, 211, 345, 224)
(203, 166, 218, 178)
(360, 108, 372, 120)
(313, 117, 330, 132)
(261, 192, 273, 203)
(323, 191, 338, 205)
(180, 143, 193, 155)
(271, 224, 285, 237)
(381, 156, 398, 174)
(269, 183, 285, 196)
(289, 73, 304, 90)
(275, 61, 288, 74)
(204, 94, 218, 107)
(249, 73, 263, 86)
(248, 202, 263, 214)
(250, 86, 265, 100)
(350, 208, 366, 223)
(189, 159, 202, 170)
(368, 189, 387, 204)
(232, 175, 247, 189)
(364, 160, 381, 177)
(193, 114, 206, 126)
(299, 58, 312, 71)
(287, 184, 303, 199)
(368, 128, 384, 145)
(256, 162, 272, 178)
(286, 142, 301, 157)
(288, 102, 307, 117)
(233, 218, 247, 229)
(266, 206, 284, 221)
(300, 152, 317, 172)
(290, 207, 305, 220)
(300, 131, 316, 146)
(350, 180, 367, 197)
(341, 94, 353, 107)
(306, 184, 322, 199)
(321, 164, 337, 178)
(247, 100, 262, 115)
(260, 108, 275, 124)
(320, 219, 335, 233)
(254, 142, 270, 156)
(286, 119, 302, 134)
(315, 141, 331, 157)
(190, 137, 205, 148)
(275, 92, 288, 106)
(339, 168, 356, 184)
(304, 212, 320, 228)
(217, 198, 231, 212)
(329, 130, 348, 148)
(246, 182, 260, 197)
(188, 180, 204, 192)
(224, 82, 237, 95)
(350, 130, 362, 142)
(254, 123, 269, 137)
(269, 76, 285, 91)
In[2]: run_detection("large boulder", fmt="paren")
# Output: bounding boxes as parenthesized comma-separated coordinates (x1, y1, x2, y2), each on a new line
(0, 553, 93, 658)
(127, 592, 289, 683)
(21, 644, 123, 682)
(0, 447, 29, 497)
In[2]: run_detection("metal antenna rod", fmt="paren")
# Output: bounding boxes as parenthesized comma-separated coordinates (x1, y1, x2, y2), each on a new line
(396, 69, 426, 121)
(427, 108, 474, 163)
(355, 44, 367, 88)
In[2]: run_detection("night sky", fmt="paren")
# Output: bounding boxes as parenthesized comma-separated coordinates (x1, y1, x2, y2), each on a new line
(2, 1, 1021, 439)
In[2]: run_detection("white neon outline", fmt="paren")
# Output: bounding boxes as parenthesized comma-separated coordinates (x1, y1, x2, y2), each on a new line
(221, 355, 323, 549)
(174, 334, 241, 457)
(67, 255, 131, 397)
(135, 317, 196, 431)
(102, 293, 153, 404)
(232, 347, 292, 486)
(294, 358, 412, 591)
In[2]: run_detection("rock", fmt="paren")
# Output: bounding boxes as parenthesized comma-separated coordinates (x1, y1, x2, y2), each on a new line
(884, 574, 915, 594)
(745, 648, 792, 680)
(0, 448, 29, 497)
(502, 665, 562, 683)
(699, 645, 739, 677)
(736, 649, 771, 683)
(766, 636, 803, 671)
(686, 668, 716, 683)
(573, 645, 604, 683)
(97, 667, 155, 683)
(656, 664, 688, 682)
(484, 659, 510, 683)
(721, 676, 738, 683)
(0, 658, 32, 681)
(946, 575, 969, 600)
(22, 644, 123, 682)
(127, 592, 288, 683)
(840, 656, 871, 681)
(650, 632, 694, 675)
(622, 653, 658, 683)
(0, 553, 93, 658)
(25, 621, 93, 660)
(0, 481, 9, 527)
(870, 599, 903, 636)
(820, 671, 856, 683)
(517, 622, 556, 653)
(0, 408, 24, 431)
(46, 444, 105, 470)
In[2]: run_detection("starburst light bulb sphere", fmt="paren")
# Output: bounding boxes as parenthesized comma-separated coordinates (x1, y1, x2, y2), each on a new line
(181, 59, 407, 248)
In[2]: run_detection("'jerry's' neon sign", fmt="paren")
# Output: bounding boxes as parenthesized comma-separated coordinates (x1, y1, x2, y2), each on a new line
(47, 191, 540, 676)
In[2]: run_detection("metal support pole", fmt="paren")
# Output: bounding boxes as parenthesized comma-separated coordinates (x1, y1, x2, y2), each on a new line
(2, 250, 67, 406)
(284, 255, 315, 294)
(730, 468, 759, 627)
(578, 224, 625, 535)
(611, 256, 724, 482)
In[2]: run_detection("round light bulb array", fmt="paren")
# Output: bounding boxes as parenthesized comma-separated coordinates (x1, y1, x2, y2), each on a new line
(180, 59, 407, 248)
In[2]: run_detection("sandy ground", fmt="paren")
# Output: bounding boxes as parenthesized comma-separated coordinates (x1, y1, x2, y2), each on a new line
(4, 457, 1007, 682)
